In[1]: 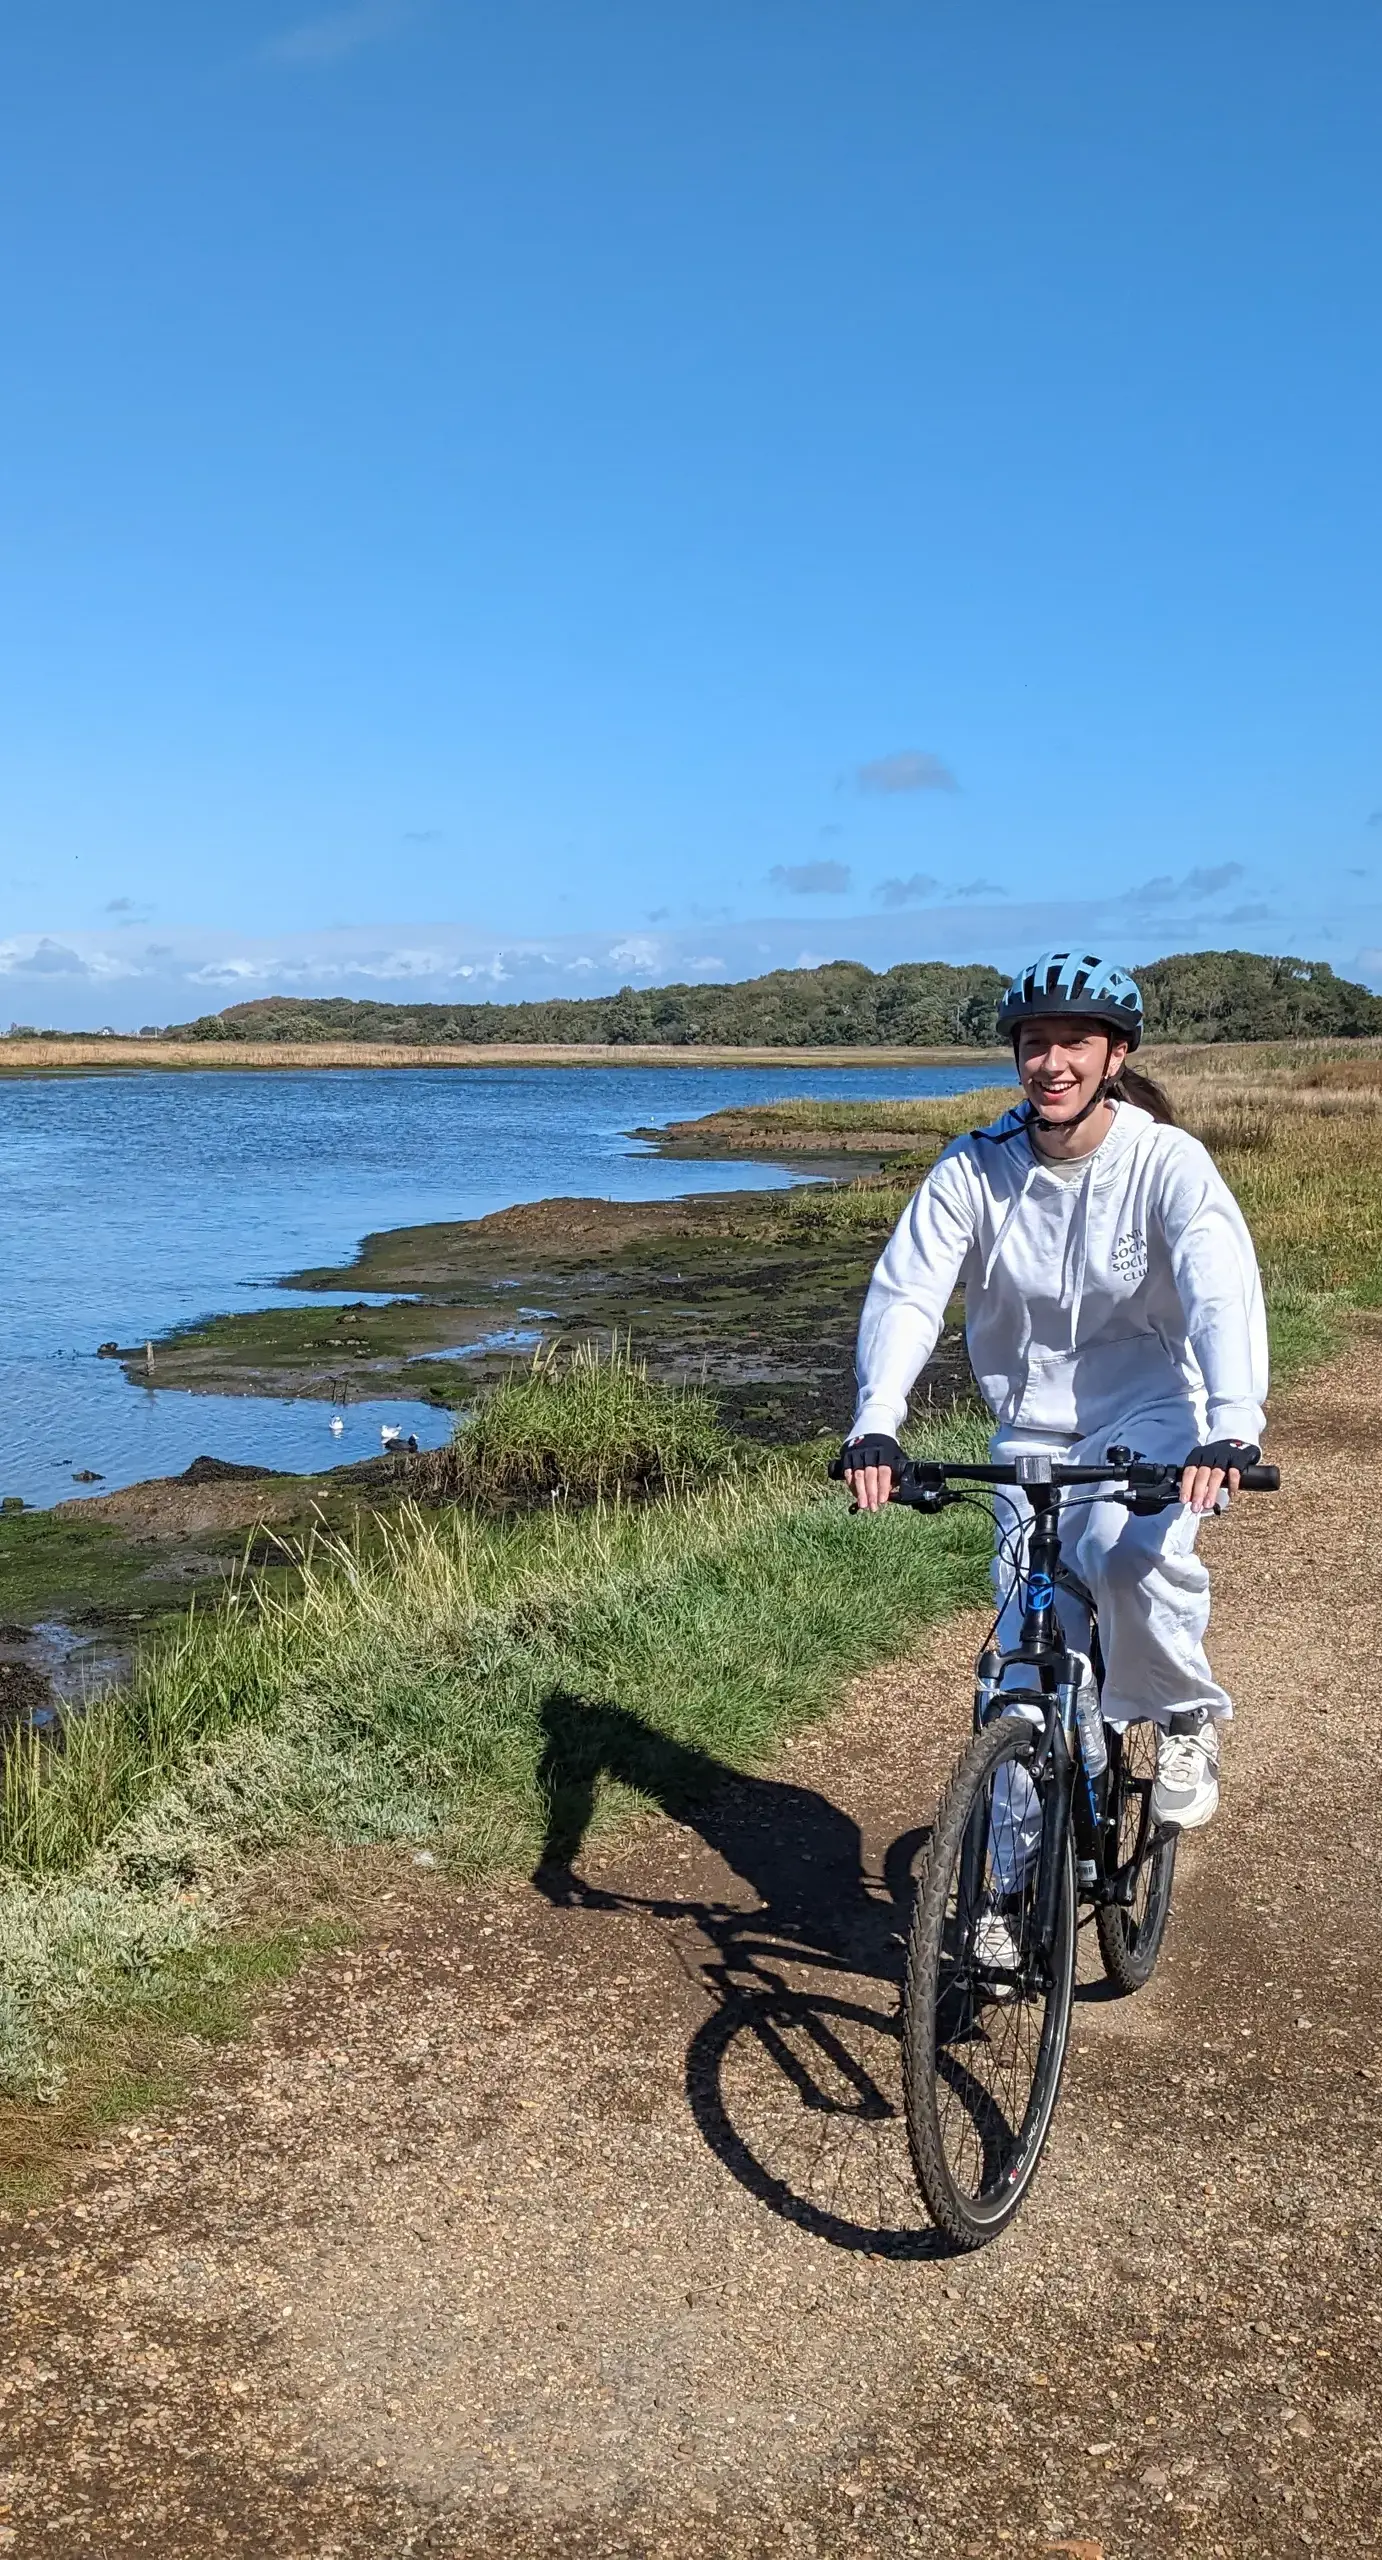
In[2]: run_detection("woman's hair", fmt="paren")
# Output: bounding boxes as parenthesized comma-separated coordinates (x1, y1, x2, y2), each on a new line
(1110, 1061, 1177, 1124)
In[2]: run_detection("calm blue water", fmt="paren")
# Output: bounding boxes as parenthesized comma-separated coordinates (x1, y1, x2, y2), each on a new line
(0, 1063, 1013, 1507)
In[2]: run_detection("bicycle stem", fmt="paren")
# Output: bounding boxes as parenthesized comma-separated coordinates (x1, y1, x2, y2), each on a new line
(1017, 1472, 1063, 1655)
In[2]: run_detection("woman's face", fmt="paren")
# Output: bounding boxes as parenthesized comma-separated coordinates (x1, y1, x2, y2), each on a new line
(1015, 1017, 1128, 1123)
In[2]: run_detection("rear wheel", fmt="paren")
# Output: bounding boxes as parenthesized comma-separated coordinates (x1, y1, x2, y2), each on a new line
(901, 1717, 1075, 2248)
(1095, 1718, 1178, 1993)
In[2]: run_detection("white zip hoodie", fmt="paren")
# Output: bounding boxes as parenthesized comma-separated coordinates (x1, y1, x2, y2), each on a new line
(851, 1100, 1267, 1446)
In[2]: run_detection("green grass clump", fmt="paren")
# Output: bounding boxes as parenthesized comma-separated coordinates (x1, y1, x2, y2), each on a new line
(423, 1337, 730, 1504)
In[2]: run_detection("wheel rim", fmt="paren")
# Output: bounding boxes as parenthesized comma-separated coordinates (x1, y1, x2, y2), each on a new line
(928, 1753, 1072, 2214)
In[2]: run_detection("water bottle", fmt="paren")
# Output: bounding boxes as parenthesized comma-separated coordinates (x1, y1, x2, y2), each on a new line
(1074, 1668, 1108, 1778)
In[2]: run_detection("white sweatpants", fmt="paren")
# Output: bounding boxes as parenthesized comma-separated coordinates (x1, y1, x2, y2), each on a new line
(989, 1412, 1232, 1731)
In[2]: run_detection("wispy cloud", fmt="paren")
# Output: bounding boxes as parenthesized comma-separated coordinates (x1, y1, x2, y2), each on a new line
(768, 861, 851, 896)
(1119, 861, 1246, 909)
(946, 877, 1006, 902)
(1219, 901, 1274, 925)
(263, 0, 414, 68)
(855, 750, 957, 795)
(1368, 811, 1382, 830)
(0, 937, 136, 982)
(875, 872, 939, 908)
(401, 827, 442, 844)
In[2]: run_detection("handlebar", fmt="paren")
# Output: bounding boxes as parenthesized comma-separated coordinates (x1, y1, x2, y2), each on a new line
(827, 1451, 1280, 1506)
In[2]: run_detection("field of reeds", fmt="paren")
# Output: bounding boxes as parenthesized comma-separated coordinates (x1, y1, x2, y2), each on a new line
(0, 1036, 988, 1077)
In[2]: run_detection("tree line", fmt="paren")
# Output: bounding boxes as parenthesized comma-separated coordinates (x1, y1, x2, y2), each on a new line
(168, 949, 1382, 1048)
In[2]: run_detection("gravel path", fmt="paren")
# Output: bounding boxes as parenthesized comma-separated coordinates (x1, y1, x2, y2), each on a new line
(2, 1344, 1378, 2557)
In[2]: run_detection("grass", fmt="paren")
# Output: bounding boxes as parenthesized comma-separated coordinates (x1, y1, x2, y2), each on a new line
(1167, 1061, 1382, 1374)
(0, 1403, 989, 2094)
(0, 1918, 351, 2204)
(419, 1336, 730, 1503)
(702, 1087, 1017, 1145)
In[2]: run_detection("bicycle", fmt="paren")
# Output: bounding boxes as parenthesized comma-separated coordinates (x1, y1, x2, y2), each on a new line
(829, 1443, 1279, 2248)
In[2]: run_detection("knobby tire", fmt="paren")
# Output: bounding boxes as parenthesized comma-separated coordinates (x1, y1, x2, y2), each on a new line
(901, 1715, 1075, 2248)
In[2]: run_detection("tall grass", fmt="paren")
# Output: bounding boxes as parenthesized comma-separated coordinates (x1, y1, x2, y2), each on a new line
(0, 1413, 990, 2091)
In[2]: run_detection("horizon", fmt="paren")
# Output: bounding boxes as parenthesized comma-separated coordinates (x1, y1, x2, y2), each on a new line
(2, 933, 1372, 1042)
(3, 4, 1380, 1028)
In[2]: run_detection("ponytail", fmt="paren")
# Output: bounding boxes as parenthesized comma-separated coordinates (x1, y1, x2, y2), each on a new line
(1110, 1063, 1177, 1124)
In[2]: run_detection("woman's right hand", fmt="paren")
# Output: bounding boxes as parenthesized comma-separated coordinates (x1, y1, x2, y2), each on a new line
(837, 1432, 907, 1513)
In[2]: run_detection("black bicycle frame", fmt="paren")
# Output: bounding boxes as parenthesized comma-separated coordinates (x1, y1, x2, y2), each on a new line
(968, 1471, 1111, 1976)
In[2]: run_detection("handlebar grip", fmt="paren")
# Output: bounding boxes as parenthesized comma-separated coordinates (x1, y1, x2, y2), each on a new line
(1236, 1463, 1280, 1493)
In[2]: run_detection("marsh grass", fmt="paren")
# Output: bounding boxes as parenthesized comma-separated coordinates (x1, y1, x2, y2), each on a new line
(1164, 1057, 1382, 1376)
(0, 1412, 989, 2090)
(418, 1336, 729, 1504)
(715, 1087, 1017, 1141)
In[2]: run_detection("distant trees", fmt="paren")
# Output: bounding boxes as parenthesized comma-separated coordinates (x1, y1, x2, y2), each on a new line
(172, 949, 1382, 1049)
(1134, 950, 1382, 1043)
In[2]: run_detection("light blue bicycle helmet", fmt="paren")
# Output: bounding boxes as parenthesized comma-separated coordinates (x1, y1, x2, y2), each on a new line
(996, 949, 1144, 1051)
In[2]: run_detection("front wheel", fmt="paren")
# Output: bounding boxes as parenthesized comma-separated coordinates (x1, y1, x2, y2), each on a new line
(901, 1716, 1075, 2248)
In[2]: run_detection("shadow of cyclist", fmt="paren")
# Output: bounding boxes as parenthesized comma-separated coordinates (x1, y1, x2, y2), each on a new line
(532, 1686, 948, 2259)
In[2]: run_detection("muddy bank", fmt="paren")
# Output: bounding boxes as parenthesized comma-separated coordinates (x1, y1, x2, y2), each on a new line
(120, 1176, 967, 1447)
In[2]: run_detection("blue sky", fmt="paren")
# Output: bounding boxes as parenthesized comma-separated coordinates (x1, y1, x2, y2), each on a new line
(3, 1, 1381, 1027)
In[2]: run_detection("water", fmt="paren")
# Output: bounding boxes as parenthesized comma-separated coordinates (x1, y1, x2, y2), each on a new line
(0, 1062, 1012, 1507)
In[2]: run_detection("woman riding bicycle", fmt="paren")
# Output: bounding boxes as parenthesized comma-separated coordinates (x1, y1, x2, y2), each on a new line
(840, 948, 1267, 1834)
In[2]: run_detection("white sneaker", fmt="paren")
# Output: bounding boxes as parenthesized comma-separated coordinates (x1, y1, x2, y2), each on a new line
(1151, 1712, 1221, 1831)
(973, 1909, 1022, 1972)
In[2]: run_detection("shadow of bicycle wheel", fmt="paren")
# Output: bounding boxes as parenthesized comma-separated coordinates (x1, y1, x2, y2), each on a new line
(686, 1974, 954, 2260)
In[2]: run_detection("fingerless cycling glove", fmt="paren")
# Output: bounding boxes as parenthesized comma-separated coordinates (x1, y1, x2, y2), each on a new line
(1185, 1438, 1261, 1472)
(838, 1431, 908, 1475)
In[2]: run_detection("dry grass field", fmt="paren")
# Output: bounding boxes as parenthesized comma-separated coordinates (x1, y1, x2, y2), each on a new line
(0, 1036, 993, 1074)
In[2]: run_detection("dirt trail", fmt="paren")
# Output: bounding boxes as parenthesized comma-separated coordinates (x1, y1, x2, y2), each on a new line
(3, 1346, 1380, 2557)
